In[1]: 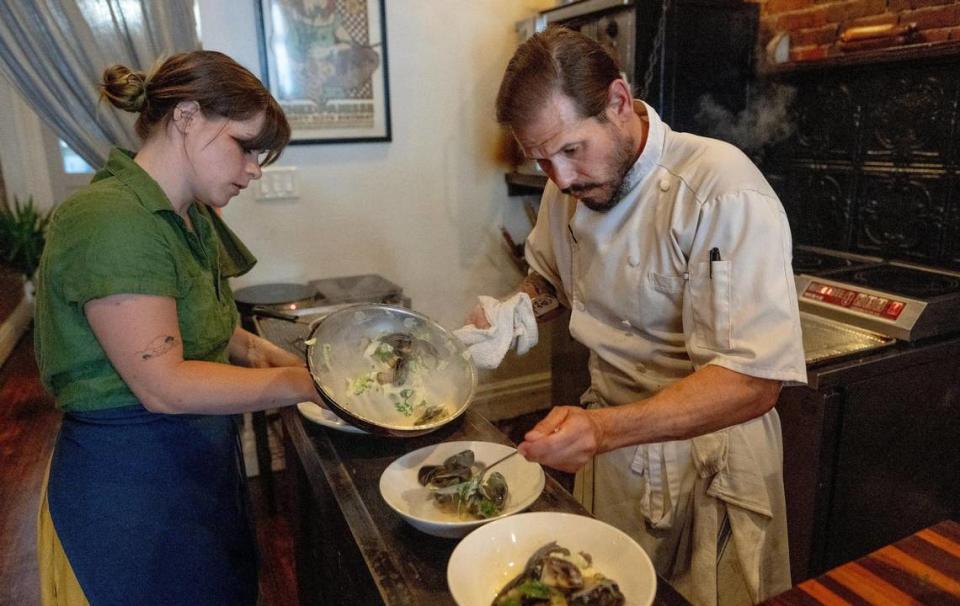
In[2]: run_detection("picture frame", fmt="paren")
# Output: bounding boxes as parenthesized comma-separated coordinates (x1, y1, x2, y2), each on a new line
(254, 0, 391, 144)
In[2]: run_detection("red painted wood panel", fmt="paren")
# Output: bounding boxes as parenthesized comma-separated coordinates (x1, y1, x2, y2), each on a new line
(766, 520, 960, 605)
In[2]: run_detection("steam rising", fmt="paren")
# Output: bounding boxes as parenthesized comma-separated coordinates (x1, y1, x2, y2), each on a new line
(695, 84, 797, 154)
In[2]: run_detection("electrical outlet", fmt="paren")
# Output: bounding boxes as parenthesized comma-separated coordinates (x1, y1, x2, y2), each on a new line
(255, 166, 299, 201)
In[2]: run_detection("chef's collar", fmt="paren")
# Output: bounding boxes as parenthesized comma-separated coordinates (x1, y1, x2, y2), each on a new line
(618, 100, 665, 195)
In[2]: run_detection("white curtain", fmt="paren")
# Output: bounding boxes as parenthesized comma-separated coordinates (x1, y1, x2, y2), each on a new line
(0, 0, 200, 167)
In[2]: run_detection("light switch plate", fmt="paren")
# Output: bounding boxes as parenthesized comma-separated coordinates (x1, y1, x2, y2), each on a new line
(255, 166, 299, 201)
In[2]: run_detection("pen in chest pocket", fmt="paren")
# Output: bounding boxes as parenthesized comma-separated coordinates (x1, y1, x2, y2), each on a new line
(709, 247, 721, 279)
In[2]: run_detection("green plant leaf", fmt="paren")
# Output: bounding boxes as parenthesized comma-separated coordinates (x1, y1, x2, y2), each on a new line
(0, 195, 52, 279)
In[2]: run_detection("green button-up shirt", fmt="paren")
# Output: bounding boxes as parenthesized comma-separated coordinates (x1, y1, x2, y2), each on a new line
(34, 148, 257, 412)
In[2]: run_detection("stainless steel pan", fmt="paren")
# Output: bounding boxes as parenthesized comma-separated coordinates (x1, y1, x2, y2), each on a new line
(304, 304, 477, 437)
(234, 282, 321, 317)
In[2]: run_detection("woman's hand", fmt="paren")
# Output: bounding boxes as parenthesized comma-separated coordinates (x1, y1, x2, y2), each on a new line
(229, 327, 304, 369)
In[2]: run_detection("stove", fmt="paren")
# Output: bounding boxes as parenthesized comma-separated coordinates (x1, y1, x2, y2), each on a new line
(792, 245, 883, 276)
(791, 246, 893, 365)
(838, 263, 960, 298)
(796, 261, 960, 341)
(781, 249, 960, 583)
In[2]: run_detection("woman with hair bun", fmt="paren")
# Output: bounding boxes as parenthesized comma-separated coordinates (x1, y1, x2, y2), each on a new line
(33, 50, 312, 605)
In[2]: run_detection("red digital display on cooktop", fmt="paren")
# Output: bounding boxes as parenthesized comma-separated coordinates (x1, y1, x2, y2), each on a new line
(802, 281, 906, 320)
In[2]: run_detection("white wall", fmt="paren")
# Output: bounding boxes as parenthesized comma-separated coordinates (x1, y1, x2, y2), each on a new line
(200, 0, 552, 328)
(0, 0, 552, 333)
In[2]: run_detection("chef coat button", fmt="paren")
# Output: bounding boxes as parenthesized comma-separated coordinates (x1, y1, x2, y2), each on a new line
(575, 301, 585, 312)
(659, 179, 670, 192)
(628, 254, 640, 267)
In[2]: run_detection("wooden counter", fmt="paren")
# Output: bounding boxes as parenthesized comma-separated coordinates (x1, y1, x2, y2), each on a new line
(763, 519, 960, 605)
(281, 407, 691, 606)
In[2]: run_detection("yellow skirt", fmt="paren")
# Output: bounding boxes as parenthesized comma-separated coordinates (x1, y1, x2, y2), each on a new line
(36, 461, 89, 606)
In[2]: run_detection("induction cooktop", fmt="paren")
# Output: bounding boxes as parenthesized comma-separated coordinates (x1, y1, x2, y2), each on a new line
(792, 245, 884, 276)
(796, 261, 960, 341)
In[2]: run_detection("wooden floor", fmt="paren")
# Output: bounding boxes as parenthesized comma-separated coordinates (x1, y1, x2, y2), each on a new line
(0, 332, 298, 606)
(0, 268, 22, 320)
(0, 331, 59, 606)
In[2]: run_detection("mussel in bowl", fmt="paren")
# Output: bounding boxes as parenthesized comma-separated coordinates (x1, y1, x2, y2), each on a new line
(493, 541, 626, 606)
(379, 441, 546, 539)
(418, 449, 509, 520)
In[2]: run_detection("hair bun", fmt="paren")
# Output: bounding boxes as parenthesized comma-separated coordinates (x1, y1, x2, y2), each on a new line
(99, 64, 148, 113)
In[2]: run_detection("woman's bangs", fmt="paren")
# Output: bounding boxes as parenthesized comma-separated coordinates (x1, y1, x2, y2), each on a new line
(250, 99, 291, 166)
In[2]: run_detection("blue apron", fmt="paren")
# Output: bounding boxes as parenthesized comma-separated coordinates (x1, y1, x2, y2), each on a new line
(47, 404, 259, 606)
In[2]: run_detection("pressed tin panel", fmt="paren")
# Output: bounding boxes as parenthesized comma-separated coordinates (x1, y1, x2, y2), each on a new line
(792, 79, 861, 164)
(761, 53, 960, 270)
(766, 167, 855, 248)
(942, 173, 960, 270)
(853, 170, 949, 263)
(860, 68, 958, 167)
(794, 168, 857, 248)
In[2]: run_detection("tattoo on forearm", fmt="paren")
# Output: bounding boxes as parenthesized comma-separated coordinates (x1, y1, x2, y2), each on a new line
(522, 272, 561, 320)
(247, 341, 268, 368)
(139, 335, 177, 360)
(525, 272, 555, 296)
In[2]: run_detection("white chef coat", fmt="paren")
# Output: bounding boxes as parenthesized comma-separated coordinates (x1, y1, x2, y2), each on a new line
(524, 101, 807, 606)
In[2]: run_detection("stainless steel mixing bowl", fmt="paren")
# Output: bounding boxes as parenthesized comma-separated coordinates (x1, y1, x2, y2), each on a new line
(304, 304, 477, 437)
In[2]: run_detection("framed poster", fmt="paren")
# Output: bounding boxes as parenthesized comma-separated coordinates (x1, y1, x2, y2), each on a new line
(255, 0, 391, 144)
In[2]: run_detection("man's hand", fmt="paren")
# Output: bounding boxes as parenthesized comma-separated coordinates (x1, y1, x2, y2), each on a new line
(517, 367, 783, 474)
(462, 271, 561, 333)
(465, 304, 491, 329)
(517, 406, 607, 473)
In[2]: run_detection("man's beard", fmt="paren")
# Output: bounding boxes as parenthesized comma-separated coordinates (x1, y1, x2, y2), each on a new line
(564, 129, 637, 213)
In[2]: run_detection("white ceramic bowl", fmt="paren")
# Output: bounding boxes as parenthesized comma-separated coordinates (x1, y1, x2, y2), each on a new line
(379, 441, 545, 539)
(447, 512, 657, 606)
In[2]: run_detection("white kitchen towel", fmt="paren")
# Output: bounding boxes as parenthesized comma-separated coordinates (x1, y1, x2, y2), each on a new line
(454, 293, 538, 369)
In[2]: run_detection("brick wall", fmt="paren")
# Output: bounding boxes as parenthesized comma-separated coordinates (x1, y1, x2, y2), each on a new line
(760, 0, 960, 63)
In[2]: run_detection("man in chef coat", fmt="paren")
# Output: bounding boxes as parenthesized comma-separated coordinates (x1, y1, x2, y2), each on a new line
(480, 27, 807, 606)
